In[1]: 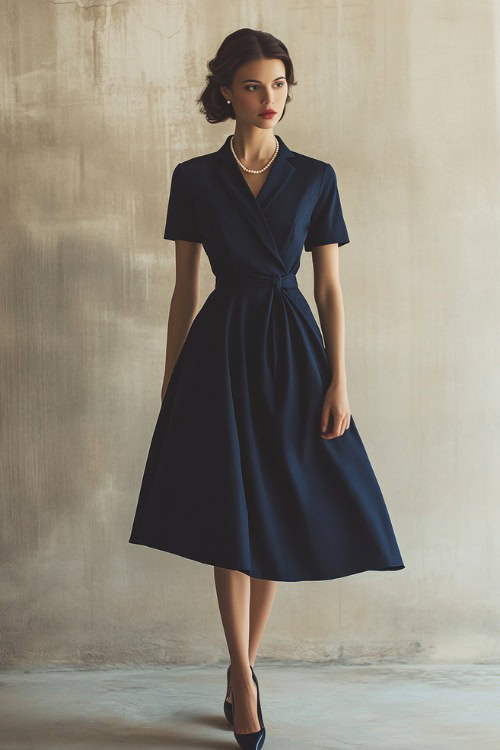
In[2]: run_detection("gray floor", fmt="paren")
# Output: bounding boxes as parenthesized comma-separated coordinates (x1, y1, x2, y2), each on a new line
(0, 662, 499, 749)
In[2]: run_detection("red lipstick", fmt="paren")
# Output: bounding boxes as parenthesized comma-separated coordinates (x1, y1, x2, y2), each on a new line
(259, 109, 276, 119)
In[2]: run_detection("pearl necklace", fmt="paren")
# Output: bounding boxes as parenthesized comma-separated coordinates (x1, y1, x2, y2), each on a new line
(230, 135, 279, 174)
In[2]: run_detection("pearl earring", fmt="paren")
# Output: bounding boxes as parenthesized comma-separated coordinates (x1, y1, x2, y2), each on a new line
(227, 100, 231, 104)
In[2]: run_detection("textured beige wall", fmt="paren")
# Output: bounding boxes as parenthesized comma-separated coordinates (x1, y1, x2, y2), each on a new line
(1, 0, 499, 667)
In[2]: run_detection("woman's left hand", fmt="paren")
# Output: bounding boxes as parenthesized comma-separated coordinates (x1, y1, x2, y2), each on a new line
(320, 381, 351, 439)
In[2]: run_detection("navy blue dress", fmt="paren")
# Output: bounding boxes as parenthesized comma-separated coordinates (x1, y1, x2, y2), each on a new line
(128, 133, 405, 582)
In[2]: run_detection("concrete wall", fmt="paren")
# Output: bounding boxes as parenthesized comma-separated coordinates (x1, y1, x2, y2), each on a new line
(1, 0, 499, 667)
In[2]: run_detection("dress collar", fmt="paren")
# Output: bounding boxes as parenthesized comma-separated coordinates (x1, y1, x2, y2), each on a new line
(214, 134, 297, 267)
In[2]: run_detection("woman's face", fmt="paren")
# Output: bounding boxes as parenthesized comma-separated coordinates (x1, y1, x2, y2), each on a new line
(221, 58, 288, 128)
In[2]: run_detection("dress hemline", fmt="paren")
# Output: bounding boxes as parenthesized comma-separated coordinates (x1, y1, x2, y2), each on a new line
(128, 537, 405, 583)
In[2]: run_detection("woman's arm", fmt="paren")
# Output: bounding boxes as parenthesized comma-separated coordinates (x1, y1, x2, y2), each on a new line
(161, 240, 202, 401)
(310, 243, 351, 439)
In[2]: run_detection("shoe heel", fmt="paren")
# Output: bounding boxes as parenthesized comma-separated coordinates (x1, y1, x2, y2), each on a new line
(232, 665, 266, 749)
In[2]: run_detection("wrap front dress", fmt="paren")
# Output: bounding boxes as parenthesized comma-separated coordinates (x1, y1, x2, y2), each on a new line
(128, 133, 405, 582)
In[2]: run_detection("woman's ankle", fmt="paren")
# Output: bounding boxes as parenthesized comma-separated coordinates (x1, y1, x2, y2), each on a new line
(230, 662, 252, 681)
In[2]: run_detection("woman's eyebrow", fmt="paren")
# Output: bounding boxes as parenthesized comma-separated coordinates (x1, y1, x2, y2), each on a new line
(241, 76, 286, 83)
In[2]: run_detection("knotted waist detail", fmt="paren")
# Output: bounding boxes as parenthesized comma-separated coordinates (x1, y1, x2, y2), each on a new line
(215, 273, 297, 377)
(215, 272, 298, 291)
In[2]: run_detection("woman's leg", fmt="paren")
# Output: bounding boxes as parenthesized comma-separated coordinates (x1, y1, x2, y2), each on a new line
(213, 567, 278, 733)
(248, 576, 279, 667)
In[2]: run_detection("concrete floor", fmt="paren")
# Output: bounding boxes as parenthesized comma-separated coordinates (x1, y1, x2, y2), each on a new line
(0, 662, 499, 749)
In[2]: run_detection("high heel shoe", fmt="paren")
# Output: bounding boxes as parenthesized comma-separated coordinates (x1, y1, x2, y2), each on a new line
(224, 664, 258, 730)
(232, 665, 266, 749)
(224, 663, 234, 727)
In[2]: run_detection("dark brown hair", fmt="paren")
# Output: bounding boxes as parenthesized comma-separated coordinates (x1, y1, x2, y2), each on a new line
(197, 28, 297, 124)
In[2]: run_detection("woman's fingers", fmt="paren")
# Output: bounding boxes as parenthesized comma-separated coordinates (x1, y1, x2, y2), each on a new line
(321, 403, 331, 433)
(320, 408, 351, 439)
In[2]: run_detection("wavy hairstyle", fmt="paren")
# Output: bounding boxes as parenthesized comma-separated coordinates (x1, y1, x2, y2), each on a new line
(197, 28, 297, 124)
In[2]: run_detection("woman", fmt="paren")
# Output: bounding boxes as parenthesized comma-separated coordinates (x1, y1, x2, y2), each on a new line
(129, 28, 405, 749)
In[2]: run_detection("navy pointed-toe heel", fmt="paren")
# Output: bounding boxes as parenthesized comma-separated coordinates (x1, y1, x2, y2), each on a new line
(232, 665, 266, 749)
(224, 663, 234, 727)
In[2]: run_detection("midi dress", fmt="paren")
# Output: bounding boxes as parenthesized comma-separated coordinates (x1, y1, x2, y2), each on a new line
(128, 133, 405, 582)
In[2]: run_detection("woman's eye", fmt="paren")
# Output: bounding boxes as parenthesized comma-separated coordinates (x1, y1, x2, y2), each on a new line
(245, 82, 285, 91)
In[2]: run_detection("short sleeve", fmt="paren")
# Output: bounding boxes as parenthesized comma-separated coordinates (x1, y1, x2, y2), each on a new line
(304, 163, 350, 250)
(163, 162, 203, 243)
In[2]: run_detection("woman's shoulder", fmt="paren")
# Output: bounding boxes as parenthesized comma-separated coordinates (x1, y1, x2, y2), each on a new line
(270, 142, 340, 186)
(293, 145, 341, 172)
(172, 149, 220, 178)
(286, 149, 342, 195)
